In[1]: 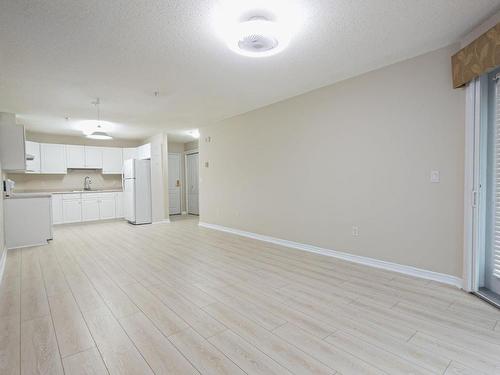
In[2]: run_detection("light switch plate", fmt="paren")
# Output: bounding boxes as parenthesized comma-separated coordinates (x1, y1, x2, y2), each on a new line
(352, 226, 359, 237)
(430, 170, 440, 183)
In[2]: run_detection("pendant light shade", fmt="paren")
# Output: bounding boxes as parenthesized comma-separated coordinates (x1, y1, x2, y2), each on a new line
(87, 98, 113, 140)
(87, 131, 112, 140)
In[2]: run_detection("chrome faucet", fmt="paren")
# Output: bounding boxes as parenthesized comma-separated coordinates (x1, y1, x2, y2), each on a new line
(83, 176, 92, 191)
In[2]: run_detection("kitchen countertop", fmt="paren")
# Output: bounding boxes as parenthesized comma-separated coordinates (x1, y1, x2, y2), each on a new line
(12, 189, 123, 194)
(4, 192, 52, 199)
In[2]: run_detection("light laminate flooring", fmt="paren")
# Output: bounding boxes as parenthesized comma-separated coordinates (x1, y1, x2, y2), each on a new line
(1, 216, 500, 374)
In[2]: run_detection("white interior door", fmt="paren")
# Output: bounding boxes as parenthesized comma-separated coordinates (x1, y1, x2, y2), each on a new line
(186, 152, 199, 215)
(168, 153, 181, 215)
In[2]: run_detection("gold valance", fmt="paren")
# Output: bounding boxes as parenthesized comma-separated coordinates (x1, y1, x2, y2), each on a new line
(452, 23, 500, 88)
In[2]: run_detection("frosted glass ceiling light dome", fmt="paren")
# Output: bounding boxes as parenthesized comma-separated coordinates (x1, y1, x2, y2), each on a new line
(226, 16, 291, 57)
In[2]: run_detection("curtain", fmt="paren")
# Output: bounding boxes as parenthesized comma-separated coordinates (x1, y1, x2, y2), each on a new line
(452, 23, 500, 88)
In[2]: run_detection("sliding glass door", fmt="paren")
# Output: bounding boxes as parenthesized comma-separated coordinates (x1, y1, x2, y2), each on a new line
(476, 68, 500, 305)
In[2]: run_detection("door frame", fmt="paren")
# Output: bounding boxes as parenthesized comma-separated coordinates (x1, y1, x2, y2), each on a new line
(463, 74, 498, 301)
(184, 149, 199, 215)
(168, 152, 182, 215)
(463, 78, 481, 292)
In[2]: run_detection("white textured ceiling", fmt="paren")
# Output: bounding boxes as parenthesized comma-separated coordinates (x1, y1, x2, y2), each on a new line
(1, 0, 499, 140)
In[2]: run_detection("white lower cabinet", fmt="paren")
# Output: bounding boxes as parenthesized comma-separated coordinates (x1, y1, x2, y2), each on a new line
(55, 191, 123, 224)
(51, 194, 63, 224)
(100, 198, 116, 219)
(62, 199, 82, 223)
(82, 199, 100, 221)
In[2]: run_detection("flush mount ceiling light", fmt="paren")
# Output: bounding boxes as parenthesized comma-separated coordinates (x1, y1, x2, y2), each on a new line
(212, 0, 304, 58)
(86, 98, 113, 140)
(226, 16, 291, 57)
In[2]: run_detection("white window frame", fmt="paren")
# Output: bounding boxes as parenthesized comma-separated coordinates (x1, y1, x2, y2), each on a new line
(463, 78, 482, 292)
(463, 75, 491, 292)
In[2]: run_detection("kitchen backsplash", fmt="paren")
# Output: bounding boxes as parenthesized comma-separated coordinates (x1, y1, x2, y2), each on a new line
(7, 169, 122, 192)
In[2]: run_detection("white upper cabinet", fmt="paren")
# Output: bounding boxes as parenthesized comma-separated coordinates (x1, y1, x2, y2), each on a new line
(18, 142, 138, 175)
(66, 145, 85, 168)
(122, 147, 138, 161)
(102, 147, 123, 174)
(84, 146, 103, 168)
(0, 113, 26, 171)
(40, 143, 67, 174)
(137, 143, 151, 160)
(25, 141, 41, 173)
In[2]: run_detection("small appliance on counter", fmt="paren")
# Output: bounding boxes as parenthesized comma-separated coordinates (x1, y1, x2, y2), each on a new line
(3, 178, 15, 196)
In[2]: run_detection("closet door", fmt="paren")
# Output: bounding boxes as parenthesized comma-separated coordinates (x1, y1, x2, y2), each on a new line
(186, 152, 199, 215)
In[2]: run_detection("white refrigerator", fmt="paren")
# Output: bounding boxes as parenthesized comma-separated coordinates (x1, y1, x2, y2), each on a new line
(123, 159, 152, 225)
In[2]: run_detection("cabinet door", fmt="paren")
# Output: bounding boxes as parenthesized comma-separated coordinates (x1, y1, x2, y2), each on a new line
(122, 148, 137, 161)
(102, 147, 123, 174)
(99, 198, 116, 220)
(51, 194, 63, 224)
(115, 192, 123, 218)
(85, 146, 103, 168)
(41, 143, 67, 174)
(0, 116, 26, 171)
(62, 200, 82, 223)
(25, 141, 41, 173)
(82, 199, 100, 221)
(66, 145, 85, 168)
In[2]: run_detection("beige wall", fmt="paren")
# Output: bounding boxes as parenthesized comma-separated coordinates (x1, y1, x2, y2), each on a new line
(200, 44, 465, 277)
(147, 134, 168, 223)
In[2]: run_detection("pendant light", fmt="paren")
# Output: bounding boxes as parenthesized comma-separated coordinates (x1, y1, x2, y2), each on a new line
(87, 98, 112, 140)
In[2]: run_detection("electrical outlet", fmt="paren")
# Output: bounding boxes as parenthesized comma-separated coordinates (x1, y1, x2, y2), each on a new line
(352, 226, 359, 237)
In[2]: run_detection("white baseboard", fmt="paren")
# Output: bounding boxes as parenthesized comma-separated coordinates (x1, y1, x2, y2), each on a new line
(0, 246, 7, 286)
(7, 241, 50, 250)
(199, 222, 463, 289)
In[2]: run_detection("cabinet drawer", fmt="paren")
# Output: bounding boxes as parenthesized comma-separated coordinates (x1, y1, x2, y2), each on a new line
(62, 193, 81, 200)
